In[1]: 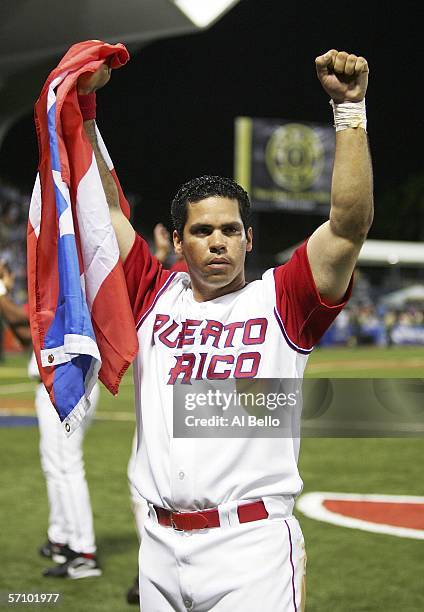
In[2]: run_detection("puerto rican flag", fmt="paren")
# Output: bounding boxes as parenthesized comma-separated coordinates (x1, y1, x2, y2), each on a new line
(27, 41, 138, 435)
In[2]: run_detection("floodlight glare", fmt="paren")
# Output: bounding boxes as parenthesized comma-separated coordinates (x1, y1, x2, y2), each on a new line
(173, 0, 240, 28)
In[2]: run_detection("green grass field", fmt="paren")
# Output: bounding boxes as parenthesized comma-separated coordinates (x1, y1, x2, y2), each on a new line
(0, 347, 423, 611)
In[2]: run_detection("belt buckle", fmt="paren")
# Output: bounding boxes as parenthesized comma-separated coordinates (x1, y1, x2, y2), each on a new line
(170, 516, 184, 532)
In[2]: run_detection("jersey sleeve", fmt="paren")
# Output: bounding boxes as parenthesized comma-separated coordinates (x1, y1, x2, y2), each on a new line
(123, 233, 173, 327)
(169, 258, 188, 273)
(274, 240, 353, 351)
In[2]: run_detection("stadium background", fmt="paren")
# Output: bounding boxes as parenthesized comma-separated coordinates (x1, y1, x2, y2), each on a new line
(1, 1, 423, 610)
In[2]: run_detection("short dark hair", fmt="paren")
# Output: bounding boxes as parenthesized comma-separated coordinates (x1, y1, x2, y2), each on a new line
(171, 175, 251, 238)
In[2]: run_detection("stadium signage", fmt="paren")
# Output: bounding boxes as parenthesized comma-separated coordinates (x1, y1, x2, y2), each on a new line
(234, 117, 335, 213)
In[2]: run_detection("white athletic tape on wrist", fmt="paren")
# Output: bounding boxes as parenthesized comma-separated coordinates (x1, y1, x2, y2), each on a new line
(0, 279, 7, 296)
(330, 98, 367, 132)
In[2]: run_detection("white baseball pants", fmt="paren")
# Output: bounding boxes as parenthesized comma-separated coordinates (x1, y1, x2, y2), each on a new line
(35, 382, 99, 554)
(139, 502, 306, 611)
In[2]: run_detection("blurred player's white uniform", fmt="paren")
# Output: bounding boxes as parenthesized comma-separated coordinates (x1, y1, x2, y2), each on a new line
(29, 353, 99, 554)
(124, 235, 350, 611)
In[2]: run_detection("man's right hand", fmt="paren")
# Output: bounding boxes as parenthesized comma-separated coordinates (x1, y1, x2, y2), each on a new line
(79, 61, 136, 262)
(78, 63, 111, 95)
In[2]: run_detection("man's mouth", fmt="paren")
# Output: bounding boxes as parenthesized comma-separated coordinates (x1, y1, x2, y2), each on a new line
(207, 258, 231, 267)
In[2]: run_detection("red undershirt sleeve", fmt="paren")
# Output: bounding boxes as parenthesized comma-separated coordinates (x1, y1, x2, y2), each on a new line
(123, 233, 173, 327)
(273, 240, 353, 351)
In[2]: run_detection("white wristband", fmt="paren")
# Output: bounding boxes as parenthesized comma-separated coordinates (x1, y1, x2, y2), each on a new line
(330, 98, 367, 132)
(0, 279, 7, 296)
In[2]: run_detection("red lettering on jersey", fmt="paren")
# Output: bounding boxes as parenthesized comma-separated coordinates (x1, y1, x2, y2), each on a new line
(206, 355, 234, 380)
(201, 320, 223, 348)
(168, 354, 196, 384)
(158, 320, 179, 348)
(234, 352, 260, 378)
(166, 351, 262, 384)
(177, 319, 202, 348)
(195, 352, 208, 379)
(242, 318, 268, 345)
(153, 314, 170, 336)
(223, 321, 244, 347)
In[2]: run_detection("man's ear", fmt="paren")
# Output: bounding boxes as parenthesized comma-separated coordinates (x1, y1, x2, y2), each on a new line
(173, 229, 183, 255)
(246, 227, 253, 253)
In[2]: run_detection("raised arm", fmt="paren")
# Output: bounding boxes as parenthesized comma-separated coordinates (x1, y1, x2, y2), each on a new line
(306, 49, 373, 304)
(78, 65, 135, 261)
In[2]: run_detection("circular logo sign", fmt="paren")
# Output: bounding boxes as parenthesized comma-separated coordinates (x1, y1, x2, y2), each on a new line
(265, 123, 324, 191)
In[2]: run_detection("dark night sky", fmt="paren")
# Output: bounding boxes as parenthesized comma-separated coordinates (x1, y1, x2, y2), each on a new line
(1, 0, 422, 259)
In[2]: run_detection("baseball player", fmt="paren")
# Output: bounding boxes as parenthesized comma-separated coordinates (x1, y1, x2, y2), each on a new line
(34, 364, 101, 579)
(78, 48, 373, 610)
(126, 223, 187, 605)
(0, 264, 101, 579)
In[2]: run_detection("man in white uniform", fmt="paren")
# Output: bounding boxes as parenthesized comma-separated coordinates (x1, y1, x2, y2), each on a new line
(78, 48, 373, 610)
(32, 359, 101, 579)
(126, 223, 184, 604)
(0, 265, 101, 579)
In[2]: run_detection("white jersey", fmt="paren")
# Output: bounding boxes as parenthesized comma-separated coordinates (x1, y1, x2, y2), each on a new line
(124, 234, 349, 512)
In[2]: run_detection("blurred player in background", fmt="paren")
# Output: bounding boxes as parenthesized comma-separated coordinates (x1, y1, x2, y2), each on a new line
(0, 262, 101, 579)
(33, 373, 101, 578)
(0, 262, 31, 346)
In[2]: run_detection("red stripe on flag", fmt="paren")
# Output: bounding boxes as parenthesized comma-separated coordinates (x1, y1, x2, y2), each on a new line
(91, 261, 138, 394)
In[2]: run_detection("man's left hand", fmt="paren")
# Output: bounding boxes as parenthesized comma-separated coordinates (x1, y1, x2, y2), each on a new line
(315, 49, 369, 103)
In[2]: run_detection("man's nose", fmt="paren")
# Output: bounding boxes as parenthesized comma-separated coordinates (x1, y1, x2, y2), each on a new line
(209, 230, 226, 253)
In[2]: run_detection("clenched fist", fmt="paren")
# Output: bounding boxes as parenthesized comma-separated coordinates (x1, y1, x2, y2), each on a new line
(315, 50, 368, 103)
(78, 62, 112, 95)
